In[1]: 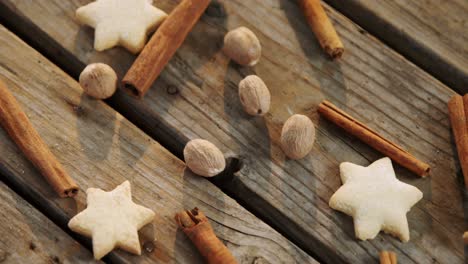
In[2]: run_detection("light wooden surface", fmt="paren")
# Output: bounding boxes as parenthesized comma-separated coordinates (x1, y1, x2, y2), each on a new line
(0, 25, 316, 264)
(0, 182, 98, 263)
(325, 0, 468, 93)
(0, 0, 464, 263)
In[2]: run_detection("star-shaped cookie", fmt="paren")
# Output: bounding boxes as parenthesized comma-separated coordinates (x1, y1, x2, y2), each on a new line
(76, 0, 167, 53)
(329, 157, 423, 242)
(68, 181, 155, 259)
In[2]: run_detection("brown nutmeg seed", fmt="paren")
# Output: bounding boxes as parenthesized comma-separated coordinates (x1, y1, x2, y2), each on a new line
(183, 139, 226, 177)
(281, 114, 316, 159)
(238, 75, 271, 116)
(223, 27, 261, 66)
(79, 63, 117, 99)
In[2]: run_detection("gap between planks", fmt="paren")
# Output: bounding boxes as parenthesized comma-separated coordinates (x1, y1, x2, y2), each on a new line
(324, 0, 468, 94)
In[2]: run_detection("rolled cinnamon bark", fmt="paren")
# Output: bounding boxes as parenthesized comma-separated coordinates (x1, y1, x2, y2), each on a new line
(318, 100, 430, 177)
(448, 94, 468, 188)
(298, 0, 344, 59)
(123, 0, 210, 98)
(463, 231, 468, 244)
(380, 251, 397, 264)
(0, 79, 79, 197)
(175, 208, 237, 264)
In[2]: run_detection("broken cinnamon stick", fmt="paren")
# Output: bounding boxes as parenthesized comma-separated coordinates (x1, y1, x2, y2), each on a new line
(318, 100, 430, 177)
(0, 79, 79, 197)
(463, 231, 468, 244)
(380, 251, 397, 264)
(447, 94, 468, 189)
(123, 0, 210, 98)
(298, 0, 344, 59)
(175, 208, 237, 264)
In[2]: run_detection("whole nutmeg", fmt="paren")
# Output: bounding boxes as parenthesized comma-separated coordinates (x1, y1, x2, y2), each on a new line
(183, 139, 226, 177)
(238, 75, 271, 116)
(79, 63, 117, 99)
(280, 114, 316, 159)
(223, 27, 261, 66)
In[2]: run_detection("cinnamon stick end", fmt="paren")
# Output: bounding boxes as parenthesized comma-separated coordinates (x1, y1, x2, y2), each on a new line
(326, 46, 344, 59)
(317, 101, 327, 114)
(463, 232, 468, 244)
(389, 251, 397, 264)
(449, 94, 463, 106)
(122, 81, 143, 99)
(419, 165, 431, 177)
(175, 207, 203, 229)
(175, 212, 196, 228)
(380, 250, 397, 264)
(63, 186, 79, 198)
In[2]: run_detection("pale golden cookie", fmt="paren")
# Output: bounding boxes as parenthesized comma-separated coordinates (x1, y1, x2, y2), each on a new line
(68, 181, 155, 259)
(76, 0, 167, 53)
(329, 157, 422, 242)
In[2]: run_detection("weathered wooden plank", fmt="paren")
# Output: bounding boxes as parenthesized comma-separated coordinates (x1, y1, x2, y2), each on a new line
(0, 0, 464, 263)
(0, 181, 98, 263)
(325, 0, 468, 93)
(0, 25, 316, 264)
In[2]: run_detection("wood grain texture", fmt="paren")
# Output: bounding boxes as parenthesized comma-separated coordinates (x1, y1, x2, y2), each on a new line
(0, 25, 316, 264)
(0, 182, 98, 263)
(0, 0, 464, 263)
(325, 0, 468, 93)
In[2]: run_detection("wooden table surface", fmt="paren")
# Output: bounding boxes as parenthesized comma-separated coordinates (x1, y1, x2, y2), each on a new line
(0, 0, 466, 263)
(0, 181, 99, 263)
(0, 25, 314, 263)
(326, 0, 468, 93)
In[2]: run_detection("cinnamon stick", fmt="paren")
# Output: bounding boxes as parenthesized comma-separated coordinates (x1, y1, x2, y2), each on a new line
(0, 79, 79, 197)
(318, 100, 430, 177)
(463, 231, 468, 244)
(123, 0, 210, 98)
(380, 251, 397, 264)
(175, 208, 237, 264)
(298, 0, 344, 59)
(447, 94, 468, 189)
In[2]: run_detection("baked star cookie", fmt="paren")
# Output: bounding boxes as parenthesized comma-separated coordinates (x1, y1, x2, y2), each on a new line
(76, 0, 167, 53)
(68, 181, 155, 259)
(329, 157, 423, 242)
